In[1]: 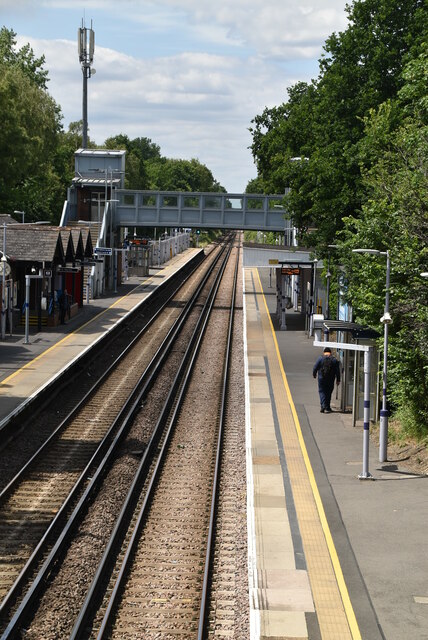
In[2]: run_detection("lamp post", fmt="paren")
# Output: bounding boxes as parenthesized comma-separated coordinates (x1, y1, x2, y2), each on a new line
(353, 248, 391, 462)
(14, 210, 25, 224)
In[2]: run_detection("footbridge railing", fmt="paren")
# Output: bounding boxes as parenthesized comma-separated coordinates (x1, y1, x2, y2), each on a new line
(113, 191, 290, 232)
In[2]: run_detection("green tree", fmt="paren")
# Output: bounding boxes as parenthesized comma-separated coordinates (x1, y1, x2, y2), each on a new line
(0, 61, 62, 219)
(341, 46, 428, 436)
(104, 134, 161, 189)
(249, 0, 426, 248)
(0, 27, 49, 88)
(146, 157, 224, 192)
(0, 27, 64, 220)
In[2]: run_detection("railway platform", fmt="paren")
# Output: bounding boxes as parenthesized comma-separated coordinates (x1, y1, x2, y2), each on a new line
(0, 248, 202, 428)
(245, 267, 428, 640)
(0, 250, 427, 640)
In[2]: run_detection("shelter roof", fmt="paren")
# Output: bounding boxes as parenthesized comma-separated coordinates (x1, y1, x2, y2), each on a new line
(57, 228, 75, 262)
(74, 226, 94, 257)
(75, 148, 126, 158)
(72, 177, 122, 186)
(0, 214, 19, 225)
(67, 228, 86, 261)
(323, 320, 380, 340)
(5, 227, 65, 263)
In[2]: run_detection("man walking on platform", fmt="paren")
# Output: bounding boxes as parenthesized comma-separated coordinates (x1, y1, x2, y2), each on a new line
(313, 347, 341, 413)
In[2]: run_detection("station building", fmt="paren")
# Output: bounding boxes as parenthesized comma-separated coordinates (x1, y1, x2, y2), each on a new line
(0, 214, 94, 330)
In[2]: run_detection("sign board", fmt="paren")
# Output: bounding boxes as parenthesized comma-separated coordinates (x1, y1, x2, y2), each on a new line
(94, 247, 113, 256)
(269, 259, 279, 265)
(281, 267, 300, 275)
(130, 237, 150, 246)
(58, 267, 81, 273)
(0, 262, 11, 277)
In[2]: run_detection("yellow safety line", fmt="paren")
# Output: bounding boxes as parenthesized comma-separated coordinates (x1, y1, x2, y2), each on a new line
(256, 269, 362, 640)
(0, 279, 153, 387)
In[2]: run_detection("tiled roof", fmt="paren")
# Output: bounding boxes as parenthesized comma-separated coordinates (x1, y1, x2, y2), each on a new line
(76, 227, 94, 257)
(68, 229, 85, 260)
(5, 227, 65, 263)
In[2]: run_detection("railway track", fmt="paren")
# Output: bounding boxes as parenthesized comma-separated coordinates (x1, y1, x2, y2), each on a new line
(71, 237, 240, 639)
(0, 235, 239, 638)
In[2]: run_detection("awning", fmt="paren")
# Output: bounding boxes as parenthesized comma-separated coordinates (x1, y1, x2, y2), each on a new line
(72, 177, 122, 186)
(323, 320, 380, 339)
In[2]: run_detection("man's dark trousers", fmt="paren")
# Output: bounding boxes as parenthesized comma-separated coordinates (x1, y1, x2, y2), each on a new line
(318, 378, 334, 411)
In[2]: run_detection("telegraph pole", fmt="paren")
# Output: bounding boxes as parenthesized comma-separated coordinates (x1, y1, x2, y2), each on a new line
(78, 20, 95, 148)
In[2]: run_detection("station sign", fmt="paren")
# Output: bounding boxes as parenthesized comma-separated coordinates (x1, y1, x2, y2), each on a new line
(281, 267, 300, 275)
(94, 247, 113, 256)
(130, 237, 150, 246)
(58, 266, 81, 273)
(268, 259, 279, 265)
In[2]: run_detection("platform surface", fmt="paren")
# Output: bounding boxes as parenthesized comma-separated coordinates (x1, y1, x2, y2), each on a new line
(245, 267, 428, 640)
(0, 249, 201, 428)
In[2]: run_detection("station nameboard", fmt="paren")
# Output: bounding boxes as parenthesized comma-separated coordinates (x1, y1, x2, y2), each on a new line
(268, 259, 279, 265)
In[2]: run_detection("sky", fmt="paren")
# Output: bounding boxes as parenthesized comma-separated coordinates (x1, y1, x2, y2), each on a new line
(1, 0, 349, 193)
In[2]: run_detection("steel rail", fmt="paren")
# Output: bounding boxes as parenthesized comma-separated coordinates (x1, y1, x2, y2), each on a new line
(0, 252, 207, 625)
(197, 241, 240, 639)
(0, 253, 203, 451)
(0, 242, 229, 639)
(0, 254, 202, 507)
(69, 238, 235, 639)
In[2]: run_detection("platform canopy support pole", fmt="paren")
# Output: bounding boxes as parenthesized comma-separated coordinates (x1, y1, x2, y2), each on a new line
(359, 348, 373, 480)
(280, 272, 287, 330)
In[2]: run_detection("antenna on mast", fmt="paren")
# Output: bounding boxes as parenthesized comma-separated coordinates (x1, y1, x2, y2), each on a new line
(78, 18, 96, 149)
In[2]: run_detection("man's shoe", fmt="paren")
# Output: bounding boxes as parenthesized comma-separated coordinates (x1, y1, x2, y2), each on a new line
(320, 408, 325, 413)
(325, 408, 332, 413)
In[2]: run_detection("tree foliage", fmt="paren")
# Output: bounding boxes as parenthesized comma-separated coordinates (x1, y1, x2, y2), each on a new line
(146, 157, 224, 193)
(104, 134, 161, 189)
(0, 27, 63, 220)
(248, 0, 427, 436)
(249, 0, 426, 247)
(342, 48, 428, 436)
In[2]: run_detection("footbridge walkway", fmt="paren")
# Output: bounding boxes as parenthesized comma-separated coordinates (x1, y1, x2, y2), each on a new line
(112, 190, 290, 232)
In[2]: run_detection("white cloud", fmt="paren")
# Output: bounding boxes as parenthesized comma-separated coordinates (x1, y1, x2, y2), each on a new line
(155, 0, 349, 57)
(11, 0, 349, 191)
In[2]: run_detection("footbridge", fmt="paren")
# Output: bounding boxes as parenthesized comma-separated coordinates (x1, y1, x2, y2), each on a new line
(112, 190, 290, 232)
